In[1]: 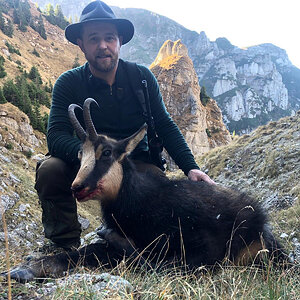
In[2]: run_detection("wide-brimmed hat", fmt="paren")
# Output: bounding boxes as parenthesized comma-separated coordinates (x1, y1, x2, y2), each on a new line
(65, 0, 134, 45)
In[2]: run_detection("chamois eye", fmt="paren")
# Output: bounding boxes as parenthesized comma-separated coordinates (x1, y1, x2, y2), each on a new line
(78, 150, 83, 160)
(102, 150, 112, 157)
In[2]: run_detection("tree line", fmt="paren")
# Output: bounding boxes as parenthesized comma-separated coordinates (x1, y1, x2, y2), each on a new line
(0, 57, 51, 134)
(0, 0, 70, 40)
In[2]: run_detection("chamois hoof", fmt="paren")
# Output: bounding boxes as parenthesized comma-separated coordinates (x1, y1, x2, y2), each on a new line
(1, 266, 36, 283)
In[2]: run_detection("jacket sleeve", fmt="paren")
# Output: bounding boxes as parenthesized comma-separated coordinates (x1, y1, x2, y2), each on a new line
(139, 65, 200, 175)
(47, 70, 82, 164)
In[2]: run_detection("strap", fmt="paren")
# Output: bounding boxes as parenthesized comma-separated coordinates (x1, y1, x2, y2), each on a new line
(124, 61, 166, 171)
(124, 61, 156, 139)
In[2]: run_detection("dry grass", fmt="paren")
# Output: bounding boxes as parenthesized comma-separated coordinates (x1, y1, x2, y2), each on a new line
(1, 252, 299, 299)
(155, 54, 182, 70)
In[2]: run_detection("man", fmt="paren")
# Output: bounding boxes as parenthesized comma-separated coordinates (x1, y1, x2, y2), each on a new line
(35, 0, 215, 251)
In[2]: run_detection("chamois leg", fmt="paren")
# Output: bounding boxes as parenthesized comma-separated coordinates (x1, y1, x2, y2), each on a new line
(98, 227, 155, 269)
(1, 242, 124, 283)
(232, 227, 287, 266)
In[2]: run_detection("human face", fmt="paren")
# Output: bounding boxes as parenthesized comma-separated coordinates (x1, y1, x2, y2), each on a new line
(77, 22, 122, 76)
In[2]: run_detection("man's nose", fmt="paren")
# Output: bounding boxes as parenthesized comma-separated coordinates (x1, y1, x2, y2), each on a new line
(97, 39, 108, 49)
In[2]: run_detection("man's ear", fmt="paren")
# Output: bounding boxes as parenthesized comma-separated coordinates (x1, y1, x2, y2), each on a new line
(77, 38, 85, 52)
(119, 35, 123, 47)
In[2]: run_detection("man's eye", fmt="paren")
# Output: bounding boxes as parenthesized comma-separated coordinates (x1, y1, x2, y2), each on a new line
(102, 150, 112, 157)
(90, 37, 98, 42)
(106, 36, 116, 42)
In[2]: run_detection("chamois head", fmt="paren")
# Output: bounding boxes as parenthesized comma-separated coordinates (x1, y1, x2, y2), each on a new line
(68, 98, 147, 203)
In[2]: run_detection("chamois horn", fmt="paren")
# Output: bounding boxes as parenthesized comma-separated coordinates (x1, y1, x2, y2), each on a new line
(83, 98, 99, 142)
(68, 104, 86, 141)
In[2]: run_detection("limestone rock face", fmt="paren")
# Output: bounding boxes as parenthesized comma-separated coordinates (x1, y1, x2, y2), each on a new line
(150, 40, 231, 164)
(0, 103, 43, 152)
(111, 9, 300, 134)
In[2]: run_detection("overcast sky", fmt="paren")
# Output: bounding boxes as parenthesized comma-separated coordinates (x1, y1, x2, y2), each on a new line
(107, 0, 300, 68)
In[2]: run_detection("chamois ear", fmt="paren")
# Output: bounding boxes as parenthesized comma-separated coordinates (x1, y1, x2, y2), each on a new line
(119, 124, 147, 160)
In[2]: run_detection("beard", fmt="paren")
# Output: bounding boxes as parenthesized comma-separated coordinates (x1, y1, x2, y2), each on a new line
(86, 50, 119, 73)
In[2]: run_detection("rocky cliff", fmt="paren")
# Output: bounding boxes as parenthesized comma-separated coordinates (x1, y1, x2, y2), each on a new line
(35, 0, 300, 134)
(150, 40, 231, 167)
(195, 36, 298, 133)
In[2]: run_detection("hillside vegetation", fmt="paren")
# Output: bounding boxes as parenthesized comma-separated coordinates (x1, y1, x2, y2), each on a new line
(0, 105, 299, 298)
(0, 0, 85, 133)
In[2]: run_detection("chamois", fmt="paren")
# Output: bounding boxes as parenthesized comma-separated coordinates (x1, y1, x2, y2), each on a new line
(3, 98, 286, 282)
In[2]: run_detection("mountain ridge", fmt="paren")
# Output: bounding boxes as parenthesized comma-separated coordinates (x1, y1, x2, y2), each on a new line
(34, 0, 300, 133)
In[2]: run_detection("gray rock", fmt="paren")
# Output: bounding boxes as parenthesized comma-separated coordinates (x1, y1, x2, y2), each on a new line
(78, 215, 90, 230)
(0, 154, 11, 163)
(35, 273, 133, 298)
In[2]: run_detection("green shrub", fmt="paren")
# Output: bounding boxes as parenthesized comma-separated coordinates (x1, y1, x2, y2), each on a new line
(0, 88, 7, 103)
(5, 41, 21, 56)
(206, 128, 212, 138)
(22, 149, 33, 159)
(72, 55, 80, 68)
(32, 48, 40, 57)
(5, 142, 13, 150)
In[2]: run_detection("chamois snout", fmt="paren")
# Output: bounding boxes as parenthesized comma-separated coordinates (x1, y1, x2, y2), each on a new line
(71, 182, 91, 202)
(71, 182, 85, 195)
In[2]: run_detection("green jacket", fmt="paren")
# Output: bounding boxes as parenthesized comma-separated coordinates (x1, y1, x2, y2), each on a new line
(47, 59, 199, 175)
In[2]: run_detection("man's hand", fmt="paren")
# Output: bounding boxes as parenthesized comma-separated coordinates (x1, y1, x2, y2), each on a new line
(188, 169, 216, 185)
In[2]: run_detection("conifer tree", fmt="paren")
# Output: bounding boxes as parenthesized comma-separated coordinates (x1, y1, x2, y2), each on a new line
(0, 55, 6, 78)
(0, 11, 14, 37)
(3, 79, 22, 108)
(13, 0, 32, 32)
(0, 88, 7, 104)
(28, 66, 42, 85)
(0, 11, 5, 31)
(37, 15, 47, 39)
(44, 3, 55, 25)
(45, 3, 54, 16)
(5, 19, 13, 37)
(54, 4, 69, 29)
(200, 86, 210, 106)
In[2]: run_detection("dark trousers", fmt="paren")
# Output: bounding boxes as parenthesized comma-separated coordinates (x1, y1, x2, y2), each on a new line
(35, 157, 81, 248)
(35, 155, 164, 248)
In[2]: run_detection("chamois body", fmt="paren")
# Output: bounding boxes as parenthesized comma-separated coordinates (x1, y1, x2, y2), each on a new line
(100, 158, 279, 267)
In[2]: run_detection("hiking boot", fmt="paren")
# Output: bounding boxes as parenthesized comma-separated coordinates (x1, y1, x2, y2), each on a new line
(38, 240, 81, 255)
